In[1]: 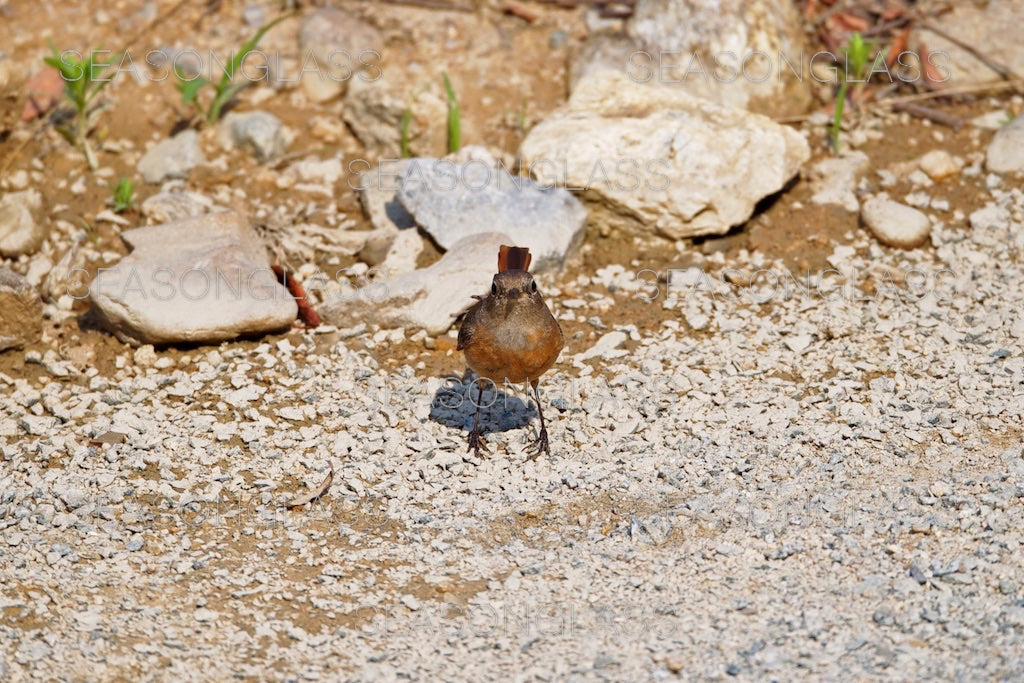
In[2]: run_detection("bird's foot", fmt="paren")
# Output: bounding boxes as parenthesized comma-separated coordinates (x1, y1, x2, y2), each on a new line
(467, 429, 490, 458)
(526, 427, 551, 460)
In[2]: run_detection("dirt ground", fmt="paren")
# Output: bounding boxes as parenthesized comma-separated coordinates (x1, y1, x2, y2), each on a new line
(2, 1, 1024, 680)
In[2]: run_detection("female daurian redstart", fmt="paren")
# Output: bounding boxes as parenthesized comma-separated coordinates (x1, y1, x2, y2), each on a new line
(457, 245, 564, 457)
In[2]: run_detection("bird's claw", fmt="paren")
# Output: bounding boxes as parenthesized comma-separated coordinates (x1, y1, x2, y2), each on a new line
(467, 430, 490, 458)
(526, 428, 551, 460)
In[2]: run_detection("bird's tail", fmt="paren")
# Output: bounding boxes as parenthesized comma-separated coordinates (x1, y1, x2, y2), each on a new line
(498, 245, 532, 273)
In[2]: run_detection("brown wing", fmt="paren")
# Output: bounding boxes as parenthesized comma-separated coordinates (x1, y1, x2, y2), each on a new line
(457, 300, 483, 350)
(498, 245, 531, 273)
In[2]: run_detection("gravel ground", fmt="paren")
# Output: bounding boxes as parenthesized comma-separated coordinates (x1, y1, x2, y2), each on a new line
(3, 188, 1024, 681)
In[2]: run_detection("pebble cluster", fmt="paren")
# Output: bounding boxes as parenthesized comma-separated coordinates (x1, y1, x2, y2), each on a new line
(3, 182, 1023, 679)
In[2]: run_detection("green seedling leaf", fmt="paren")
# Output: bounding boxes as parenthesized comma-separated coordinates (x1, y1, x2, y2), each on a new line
(442, 71, 460, 154)
(178, 76, 209, 104)
(400, 106, 412, 158)
(111, 177, 135, 213)
(831, 81, 846, 153)
(221, 12, 292, 86)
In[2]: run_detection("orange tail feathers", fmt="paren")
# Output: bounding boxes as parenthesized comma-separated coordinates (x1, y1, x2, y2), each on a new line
(498, 245, 532, 273)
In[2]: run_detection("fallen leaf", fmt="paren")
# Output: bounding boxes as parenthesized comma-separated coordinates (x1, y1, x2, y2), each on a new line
(832, 12, 871, 33)
(503, 1, 538, 22)
(283, 462, 334, 509)
(886, 25, 912, 68)
(920, 43, 945, 89)
(21, 67, 64, 121)
(882, 4, 907, 22)
(272, 263, 321, 328)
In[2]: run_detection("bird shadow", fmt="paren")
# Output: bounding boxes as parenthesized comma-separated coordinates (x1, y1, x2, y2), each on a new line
(428, 376, 537, 439)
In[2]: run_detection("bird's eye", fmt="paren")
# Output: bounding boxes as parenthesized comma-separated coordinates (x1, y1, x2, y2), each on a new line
(530, 280, 537, 293)
(491, 282, 497, 295)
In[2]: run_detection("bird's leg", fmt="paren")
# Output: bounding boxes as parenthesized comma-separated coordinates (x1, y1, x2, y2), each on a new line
(467, 381, 489, 457)
(527, 380, 551, 459)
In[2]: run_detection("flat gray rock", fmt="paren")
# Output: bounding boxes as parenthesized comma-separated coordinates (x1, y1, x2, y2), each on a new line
(0, 268, 42, 351)
(986, 115, 1024, 174)
(89, 211, 296, 345)
(395, 154, 586, 271)
(137, 129, 205, 184)
(321, 231, 510, 335)
(0, 189, 45, 257)
(519, 70, 809, 240)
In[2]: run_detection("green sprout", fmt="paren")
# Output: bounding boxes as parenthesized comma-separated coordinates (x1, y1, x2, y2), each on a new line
(831, 32, 882, 153)
(177, 13, 290, 124)
(441, 72, 461, 154)
(110, 178, 135, 213)
(43, 44, 122, 169)
(516, 97, 528, 134)
(400, 106, 412, 158)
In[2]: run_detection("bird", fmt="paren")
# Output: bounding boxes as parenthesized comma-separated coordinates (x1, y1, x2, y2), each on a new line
(457, 245, 564, 458)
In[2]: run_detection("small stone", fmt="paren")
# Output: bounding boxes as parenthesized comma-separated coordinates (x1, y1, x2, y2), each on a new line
(20, 415, 58, 436)
(284, 157, 343, 186)
(578, 331, 628, 361)
(400, 594, 421, 611)
(929, 480, 952, 498)
(808, 151, 870, 212)
(971, 110, 1009, 130)
(242, 3, 264, 26)
(277, 407, 305, 421)
(0, 189, 46, 257)
(137, 129, 205, 184)
(133, 345, 158, 367)
(141, 190, 215, 223)
(298, 9, 382, 103)
(784, 334, 812, 353)
(861, 196, 931, 248)
(219, 111, 291, 162)
(918, 150, 962, 180)
(59, 488, 88, 510)
(986, 115, 1024, 174)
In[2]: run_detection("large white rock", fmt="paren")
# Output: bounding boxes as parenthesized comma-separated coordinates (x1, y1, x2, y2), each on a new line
(321, 232, 510, 335)
(89, 212, 297, 345)
(395, 151, 586, 271)
(622, 0, 812, 116)
(519, 70, 809, 240)
(917, 1, 1024, 88)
